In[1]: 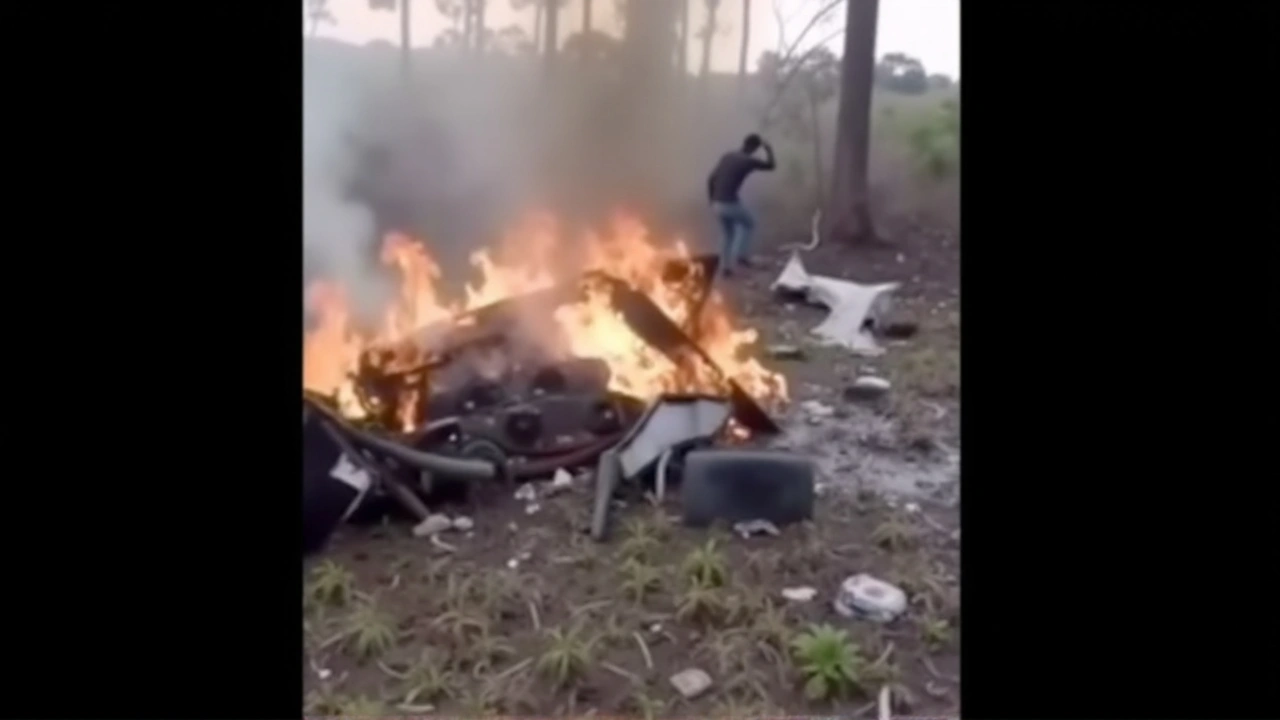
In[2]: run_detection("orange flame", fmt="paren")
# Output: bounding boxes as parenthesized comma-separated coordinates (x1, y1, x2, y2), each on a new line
(302, 211, 788, 430)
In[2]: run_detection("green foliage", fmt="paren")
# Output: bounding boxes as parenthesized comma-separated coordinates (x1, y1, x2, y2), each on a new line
(618, 558, 663, 602)
(537, 624, 597, 687)
(397, 647, 459, 705)
(306, 560, 355, 609)
(344, 596, 398, 661)
(681, 538, 728, 587)
(675, 579, 729, 626)
(903, 99, 960, 181)
(790, 624, 867, 702)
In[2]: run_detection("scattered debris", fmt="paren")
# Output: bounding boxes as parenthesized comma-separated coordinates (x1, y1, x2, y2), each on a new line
(514, 484, 537, 502)
(800, 399, 836, 418)
(843, 376, 892, 402)
(733, 519, 782, 538)
(669, 668, 713, 699)
(411, 514, 453, 538)
(768, 344, 807, 360)
(833, 573, 907, 623)
(451, 515, 474, 532)
(546, 468, 574, 495)
(781, 586, 818, 602)
(524, 502, 542, 515)
(429, 534, 458, 553)
(617, 396, 733, 480)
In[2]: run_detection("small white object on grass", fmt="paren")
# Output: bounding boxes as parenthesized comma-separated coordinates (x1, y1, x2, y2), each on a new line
(546, 468, 574, 495)
(669, 668, 713, 699)
(452, 515, 474, 532)
(781, 586, 818, 602)
(733, 519, 781, 538)
(801, 400, 836, 418)
(514, 484, 537, 502)
(833, 573, 907, 623)
(525, 502, 541, 515)
(412, 514, 452, 538)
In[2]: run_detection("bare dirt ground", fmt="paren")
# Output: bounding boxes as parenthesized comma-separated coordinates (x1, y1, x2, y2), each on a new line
(302, 219, 960, 718)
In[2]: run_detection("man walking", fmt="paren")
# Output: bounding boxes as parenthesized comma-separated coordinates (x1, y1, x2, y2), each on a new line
(706, 133, 775, 277)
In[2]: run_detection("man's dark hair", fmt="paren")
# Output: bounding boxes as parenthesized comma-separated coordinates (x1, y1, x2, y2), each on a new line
(742, 134, 762, 153)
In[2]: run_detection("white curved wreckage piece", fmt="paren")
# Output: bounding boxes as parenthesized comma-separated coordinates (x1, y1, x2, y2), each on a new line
(770, 250, 899, 357)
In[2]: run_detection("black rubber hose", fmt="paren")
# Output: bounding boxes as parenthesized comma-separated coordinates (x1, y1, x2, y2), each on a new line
(304, 397, 498, 480)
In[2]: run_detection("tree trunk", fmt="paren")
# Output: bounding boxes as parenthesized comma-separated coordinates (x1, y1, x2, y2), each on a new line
(808, 85, 825, 203)
(582, 0, 592, 33)
(474, 0, 487, 53)
(534, 1, 543, 53)
(736, 0, 750, 96)
(400, 0, 413, 81)
(544, 0, 559, 74)
(699, 0, 719, 80)
(678, 0, 690, 73)
(462, 1, 474, 51)
(827, 0, 879, 244)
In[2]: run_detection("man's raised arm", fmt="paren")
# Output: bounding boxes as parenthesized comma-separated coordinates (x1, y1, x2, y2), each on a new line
(756, 140, 776, 171)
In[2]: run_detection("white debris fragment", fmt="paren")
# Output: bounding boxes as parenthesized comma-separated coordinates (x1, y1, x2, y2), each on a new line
(525, 502, 541, 515)
(546, 468, 574, 496)
(506, 558, 520, 570)
(801, 399, 836, 418)
(669, 668, 713, 699)
(768, 344, 806, 360)
(452, 515, 474, 532)
(845, 375, 892, 402)
(514, 484, 537, 502)
(649, 623, 663, 634)
(412, 514, 453, 538)
(833, 573, 907, 623)
(904, 502, 920, 515)
(781, 586, 818, 602)
(771, 250, 899, 356)
(733, 519, 781, 538)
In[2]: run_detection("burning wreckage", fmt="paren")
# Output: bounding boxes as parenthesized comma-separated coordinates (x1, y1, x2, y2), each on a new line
(303, 218, 815, 555)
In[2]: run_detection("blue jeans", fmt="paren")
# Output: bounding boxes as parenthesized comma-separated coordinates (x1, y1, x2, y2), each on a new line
(712, 201, 755, 274)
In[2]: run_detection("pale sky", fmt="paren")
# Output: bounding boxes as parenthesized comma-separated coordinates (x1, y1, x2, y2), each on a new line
(307, 0, 960, 78)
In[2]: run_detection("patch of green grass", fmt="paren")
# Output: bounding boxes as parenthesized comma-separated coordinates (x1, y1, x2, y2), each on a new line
(537, 624, 598, 687)
(619, 558, 663, 603)
(681, 538, 728, 587)
(305, 560, 355, 609)
(393, 647, 459, 706)
(343, 595, 398, 661)
(870, 514, 921, 552)
(625, 689, 667, 720)
(618, 516, 664, 562)
(461, 630, 516, 677)
(676, 578, 731, 626)
(790, 624, 868, 702)
(918, 613, 955, 652)
(432, 608, 491, 645)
